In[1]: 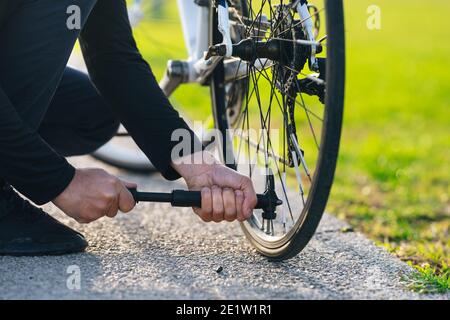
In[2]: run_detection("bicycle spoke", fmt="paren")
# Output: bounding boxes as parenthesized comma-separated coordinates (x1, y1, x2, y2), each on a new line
(276, 7, 325, 38)
(291, 150, 306, 205)
(297, 89, 320, 150)
(224, 0, 331, 239)
(290, 138, 311, 182)
(249, 62, 295, 222)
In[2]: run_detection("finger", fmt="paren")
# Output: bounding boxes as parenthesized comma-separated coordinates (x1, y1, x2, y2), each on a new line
(118, 183, 136, 213)
(193, 188, 212, 222)
(211, 185, 224, 222)
(210, 168, 257, 218)
(194, 207, 212, 222)
(76, 218, 90, 224)
(105, 202, 119, 218)
(241, 177, 257, 219)
(242, 195, 257, 219)
(197, 187, 213, 222)
(105, 187, 120, 218)
(235, 190, 245, 221)
(223, 188, 236, 222)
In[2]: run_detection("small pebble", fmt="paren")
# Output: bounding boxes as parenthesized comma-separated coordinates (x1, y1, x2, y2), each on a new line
(216, 266, 223, 273)
(340, 227, 354, 233)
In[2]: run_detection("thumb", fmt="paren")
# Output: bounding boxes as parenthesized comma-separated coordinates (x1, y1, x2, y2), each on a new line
(241, 177, 257, 218)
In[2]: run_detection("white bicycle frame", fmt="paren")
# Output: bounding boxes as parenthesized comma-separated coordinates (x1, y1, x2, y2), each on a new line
(157, 0, 318, 96)
(159, 0, 234, 96)
(177, 0, 211, 65)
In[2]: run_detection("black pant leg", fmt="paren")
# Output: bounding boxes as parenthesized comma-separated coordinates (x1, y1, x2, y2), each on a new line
(39, 67, 119, 157)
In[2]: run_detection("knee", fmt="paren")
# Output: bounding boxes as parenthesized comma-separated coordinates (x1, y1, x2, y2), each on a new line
(88, 117, 120, 149)
(101, 119, 121, 143)
(78, 93, 120, 151)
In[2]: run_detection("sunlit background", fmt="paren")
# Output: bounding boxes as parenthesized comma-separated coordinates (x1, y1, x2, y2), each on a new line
(73, 0, 449, 292)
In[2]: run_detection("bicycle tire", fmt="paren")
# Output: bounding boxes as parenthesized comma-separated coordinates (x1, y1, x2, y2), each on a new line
(209, 0, 345, 260)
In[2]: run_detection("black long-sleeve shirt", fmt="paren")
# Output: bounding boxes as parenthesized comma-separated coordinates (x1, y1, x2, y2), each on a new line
(0, 0, 198, 204)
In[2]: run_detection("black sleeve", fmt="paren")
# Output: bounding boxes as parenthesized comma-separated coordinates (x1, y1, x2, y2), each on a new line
(79, 0, 202, 180)
(0, 86, 75, 205)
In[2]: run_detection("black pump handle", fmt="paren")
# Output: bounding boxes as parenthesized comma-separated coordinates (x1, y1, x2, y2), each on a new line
(128, 188, 282, 210)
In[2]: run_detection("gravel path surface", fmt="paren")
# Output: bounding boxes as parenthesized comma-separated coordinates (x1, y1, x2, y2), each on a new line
(1, 156, 448, 300)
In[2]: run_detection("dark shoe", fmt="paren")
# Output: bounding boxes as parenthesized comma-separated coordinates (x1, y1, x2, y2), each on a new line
(0, 184, 88, 256)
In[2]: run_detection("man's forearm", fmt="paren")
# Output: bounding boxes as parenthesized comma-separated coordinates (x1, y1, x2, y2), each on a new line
(79, 0, 201, 181)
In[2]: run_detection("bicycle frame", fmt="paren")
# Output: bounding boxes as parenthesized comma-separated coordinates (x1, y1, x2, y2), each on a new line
(177, 0, 209, 62)
(159, 0, 318, 97)
(159, 0, 227, 96)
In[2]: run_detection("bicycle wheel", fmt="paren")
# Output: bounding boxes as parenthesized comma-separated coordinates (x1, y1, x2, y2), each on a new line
(209, 0, 345, 260)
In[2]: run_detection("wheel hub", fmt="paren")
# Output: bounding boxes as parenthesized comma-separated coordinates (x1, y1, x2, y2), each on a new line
(206, 5, 312, 93)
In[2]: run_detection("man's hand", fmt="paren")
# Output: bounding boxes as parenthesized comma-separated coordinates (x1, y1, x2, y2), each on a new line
(53, 168, 137, 224)
(172, 152, 257, 223)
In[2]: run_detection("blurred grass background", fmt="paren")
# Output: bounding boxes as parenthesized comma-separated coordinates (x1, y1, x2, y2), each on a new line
(129, 0, 449, 292)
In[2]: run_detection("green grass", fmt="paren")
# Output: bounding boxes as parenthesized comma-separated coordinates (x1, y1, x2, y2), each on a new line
(404, 262, 449, 294)
(131, 0, 449, 293)
(329, 0, 450, 293)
